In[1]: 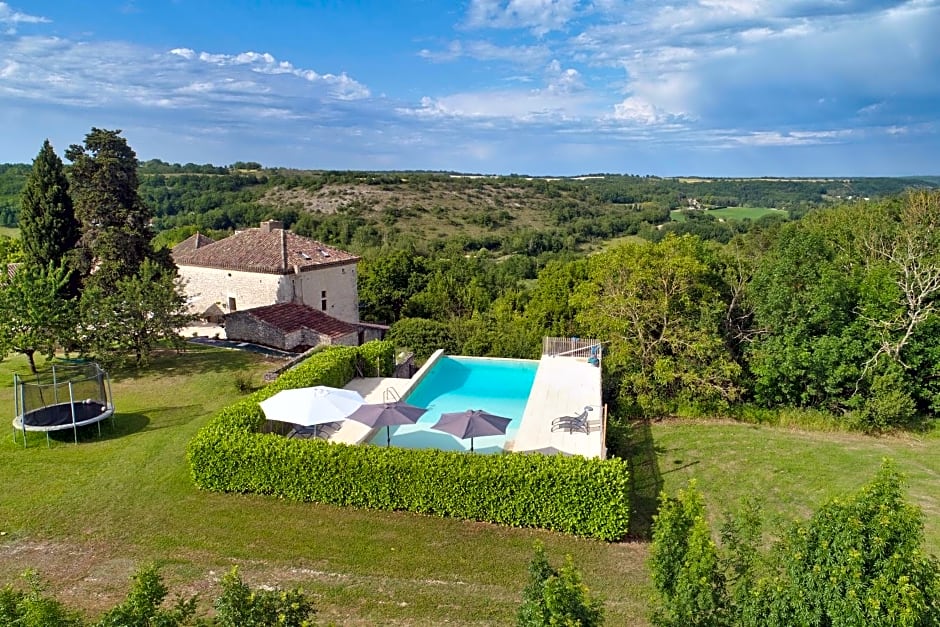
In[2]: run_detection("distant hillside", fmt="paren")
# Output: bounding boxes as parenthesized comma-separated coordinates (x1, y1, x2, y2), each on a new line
(1, 161, 937, 251)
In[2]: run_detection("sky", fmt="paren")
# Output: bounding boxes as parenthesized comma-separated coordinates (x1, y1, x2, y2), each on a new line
(1, 1, 938, 176)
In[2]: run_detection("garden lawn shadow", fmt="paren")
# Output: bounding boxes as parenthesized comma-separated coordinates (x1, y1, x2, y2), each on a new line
(624, 419, 664, 540)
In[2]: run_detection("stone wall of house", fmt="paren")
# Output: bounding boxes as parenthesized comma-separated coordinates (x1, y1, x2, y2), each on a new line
(179, 262, 359, 323)
(282, 262, 359, 324)
(178, 266, 283, 316)
(224, 312, 291, 350)
(299, 328, 358, 347)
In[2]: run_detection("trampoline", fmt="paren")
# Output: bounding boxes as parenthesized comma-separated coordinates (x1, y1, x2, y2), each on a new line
(12, 362, 115, 447)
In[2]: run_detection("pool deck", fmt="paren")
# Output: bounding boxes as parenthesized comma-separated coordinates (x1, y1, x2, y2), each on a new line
(329, 376, 415, 445)
(509, 355, 605, 458)
(326, 350, 605, 458)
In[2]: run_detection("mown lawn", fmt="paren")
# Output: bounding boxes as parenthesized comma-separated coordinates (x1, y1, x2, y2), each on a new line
(1, 348, 937, 625)
(0, 225, 19, 238)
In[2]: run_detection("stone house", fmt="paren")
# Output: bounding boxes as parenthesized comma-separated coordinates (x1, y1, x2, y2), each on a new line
(173, 220, 387, 350)
(172, 220, 360, 324)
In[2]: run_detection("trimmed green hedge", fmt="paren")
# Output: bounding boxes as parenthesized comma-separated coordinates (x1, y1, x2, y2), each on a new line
(189, 340, 630, 540)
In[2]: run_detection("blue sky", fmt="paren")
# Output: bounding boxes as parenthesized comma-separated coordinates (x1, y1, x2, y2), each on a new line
(1, 1, 937, 176)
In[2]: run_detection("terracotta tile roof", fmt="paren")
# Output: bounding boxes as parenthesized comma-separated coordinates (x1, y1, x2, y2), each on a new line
(240, 302, 357, 338)
(173, 227, 358, 274)
(171, 232, 215, 256)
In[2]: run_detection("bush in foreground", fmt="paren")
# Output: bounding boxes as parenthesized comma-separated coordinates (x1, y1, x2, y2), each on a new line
(517, 542, 604, 627)
(0, 565, 314, 626)
(649, 461, 940, 626)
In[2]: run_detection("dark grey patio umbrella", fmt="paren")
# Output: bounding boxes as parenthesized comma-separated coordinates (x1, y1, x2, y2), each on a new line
(432, 409, 511, 452)
(344, 401, 427, 447)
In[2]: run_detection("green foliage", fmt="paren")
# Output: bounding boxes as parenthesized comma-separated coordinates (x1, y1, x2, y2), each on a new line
(745, 192, 940, 428)
(850, 363, 919, 431)
(213, 567, 315, 627)
(355, 338, 395, 376)
(66, 128, 160, 289)
(0, 571, 83, 627)
(0, 262, 76, 373)
(747, 462, 940, 626)
(388, 317, 458, 361)
(94, 564, 197, 627)
(18, 140, 80, 273)
(576, 235, 741, 417)
(357, 247, 429, 323)
(650, 463, 940, 627)
(0, 234, 23, 264)
(649, 482, 727, 626)
(543, 557, 605, 627)
(79, 259, 194, 366)
(517, 543, 604, 627)
(518, 543, 557, 626)
(188, 342, 630, 540)
(0, 564, 315, 627)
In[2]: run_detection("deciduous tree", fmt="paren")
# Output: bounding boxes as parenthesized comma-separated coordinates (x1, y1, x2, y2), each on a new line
(575, 235, 741, 416)
(0, 263, 75, 374)
(80, 259, 193, 366)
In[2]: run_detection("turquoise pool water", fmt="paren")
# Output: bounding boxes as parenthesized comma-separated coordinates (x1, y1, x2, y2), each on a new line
(368, 356, 538, 453)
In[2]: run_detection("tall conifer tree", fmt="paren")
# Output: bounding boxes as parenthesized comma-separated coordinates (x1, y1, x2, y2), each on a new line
(19, 140, 80, 271)
(65, 128, 157, 288)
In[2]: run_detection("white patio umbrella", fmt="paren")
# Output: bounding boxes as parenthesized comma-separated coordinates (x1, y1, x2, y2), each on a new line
(259, 385, 364, 427)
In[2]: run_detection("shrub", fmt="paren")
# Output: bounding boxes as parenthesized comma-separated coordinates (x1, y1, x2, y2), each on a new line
(0, 566, 315, 627)
(189, 341, 630, 540)
(0, 571, 82, 627)
(387, 317, 457, 361)
(232, 371, 255, 394)
(517, 543, 604, 627)
(94, 564, 197, 627)
(649, 462, 940, 626)
(214, 567, 315, 627)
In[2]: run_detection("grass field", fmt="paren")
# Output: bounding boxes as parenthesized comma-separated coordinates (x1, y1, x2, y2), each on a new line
(670, 206, 784, 222)
(0, 225, 19, 238)
(1, 349, 937, 625)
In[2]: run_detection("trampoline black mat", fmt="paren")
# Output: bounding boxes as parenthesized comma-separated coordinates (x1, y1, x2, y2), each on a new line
(20, 401, 108, 429)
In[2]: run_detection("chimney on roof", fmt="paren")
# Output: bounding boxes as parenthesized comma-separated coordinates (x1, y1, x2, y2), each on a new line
(260, 219, 284, 232)
(280, 228, 288, 272)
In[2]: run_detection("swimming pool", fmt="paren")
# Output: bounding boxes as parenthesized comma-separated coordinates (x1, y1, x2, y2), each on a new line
(368, 356, 538, 453)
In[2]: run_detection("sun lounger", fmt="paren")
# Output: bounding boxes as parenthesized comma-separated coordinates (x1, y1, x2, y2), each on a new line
(551, 407, 597, 433)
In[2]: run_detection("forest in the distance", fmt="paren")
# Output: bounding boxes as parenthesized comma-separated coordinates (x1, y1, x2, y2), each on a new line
(1, 160, 937, 254)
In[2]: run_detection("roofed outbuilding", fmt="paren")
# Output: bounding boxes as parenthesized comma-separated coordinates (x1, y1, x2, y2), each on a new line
(224, 302, 359, 352)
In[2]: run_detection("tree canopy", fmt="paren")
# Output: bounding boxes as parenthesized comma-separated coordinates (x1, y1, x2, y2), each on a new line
(19, 140, 79, 272)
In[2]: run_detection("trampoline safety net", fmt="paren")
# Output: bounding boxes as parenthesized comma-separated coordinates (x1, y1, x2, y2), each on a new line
(16, 363, 110, 417)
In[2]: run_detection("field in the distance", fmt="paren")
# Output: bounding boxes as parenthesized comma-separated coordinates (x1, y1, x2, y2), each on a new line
(0, 349, 937, 625)
(0, 225, 19, 238)
(670, 206, 784, 222)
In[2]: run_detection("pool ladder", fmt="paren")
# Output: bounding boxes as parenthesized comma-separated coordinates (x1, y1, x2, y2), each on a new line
(383, 387, 401, 403)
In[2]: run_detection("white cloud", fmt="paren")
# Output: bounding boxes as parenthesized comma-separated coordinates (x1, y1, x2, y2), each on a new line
(611, 97, 671, 125)
(0, 2, 49, 30)
(400, 59, 592, 122)
(465, 0, 583, 35)
(0, 32, 373, 124)
(169, 48, 370, 100)
(418, 40, 550, 66)
(729, 129, 855, 147)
